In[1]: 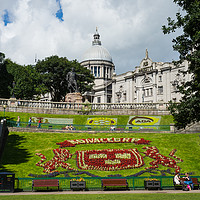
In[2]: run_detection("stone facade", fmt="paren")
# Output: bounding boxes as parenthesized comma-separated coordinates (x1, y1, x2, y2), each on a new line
(81, 31, 191, 104)
(113, 50, 191, 103)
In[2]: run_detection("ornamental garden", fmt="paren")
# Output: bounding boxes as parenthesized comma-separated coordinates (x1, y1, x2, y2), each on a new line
(0, 112, 199, 179)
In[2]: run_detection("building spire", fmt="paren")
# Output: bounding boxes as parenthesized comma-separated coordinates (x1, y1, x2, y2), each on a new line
(145, 49, 149, 59)
(92, 27, 101, 46)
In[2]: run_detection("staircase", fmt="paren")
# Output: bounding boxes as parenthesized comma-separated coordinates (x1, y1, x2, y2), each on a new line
(177, 122, 200, 133)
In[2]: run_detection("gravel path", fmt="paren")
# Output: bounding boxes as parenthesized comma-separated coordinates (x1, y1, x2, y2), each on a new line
(1, 190, 200, 196)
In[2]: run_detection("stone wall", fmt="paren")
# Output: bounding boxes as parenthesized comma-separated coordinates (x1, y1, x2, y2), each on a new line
(1, 106, 170, 115)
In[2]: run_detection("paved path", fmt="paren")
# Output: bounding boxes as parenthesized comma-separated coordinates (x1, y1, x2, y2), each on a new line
(1, 190, 200, 196)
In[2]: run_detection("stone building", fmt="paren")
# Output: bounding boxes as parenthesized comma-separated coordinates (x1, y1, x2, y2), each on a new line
(80, 28, 115, 103)
(80, 30, 191, 104)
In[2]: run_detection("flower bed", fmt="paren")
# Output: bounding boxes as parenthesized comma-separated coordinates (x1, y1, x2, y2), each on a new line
(56, 137, 151, 147)
(34, 137, 183, 176)
(76, 148, 144, 171)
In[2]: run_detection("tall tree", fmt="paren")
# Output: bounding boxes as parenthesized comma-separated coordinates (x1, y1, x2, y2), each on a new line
(162, 0, 200, 129)
(6, 60, 39, 100)
(0, 53, 12, 98)
(35, 56, 94, 102)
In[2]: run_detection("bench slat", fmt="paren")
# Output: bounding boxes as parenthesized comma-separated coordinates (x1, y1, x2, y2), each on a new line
(102, 179, 128, 189)
(32, 179, 59, 191)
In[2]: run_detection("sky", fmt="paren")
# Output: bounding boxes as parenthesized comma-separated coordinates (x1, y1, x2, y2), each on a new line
(0, 0, 182, 75)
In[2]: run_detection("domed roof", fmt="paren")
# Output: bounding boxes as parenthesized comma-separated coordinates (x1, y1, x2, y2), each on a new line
(81, 29, 113, 63)
(81, 45, 112, 62)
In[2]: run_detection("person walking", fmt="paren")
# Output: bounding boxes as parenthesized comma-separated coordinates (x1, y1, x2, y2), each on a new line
(28, 117, 32, 127)
(38, 119, 42, 128)
(16, 116, 20, 127)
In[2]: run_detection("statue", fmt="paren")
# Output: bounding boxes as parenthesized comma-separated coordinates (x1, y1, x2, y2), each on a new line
(65, 68, 84, 103)
(66, 68, 78, 93)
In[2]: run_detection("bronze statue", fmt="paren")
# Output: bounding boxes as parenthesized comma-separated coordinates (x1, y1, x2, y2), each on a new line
(66, 68, 78, 93)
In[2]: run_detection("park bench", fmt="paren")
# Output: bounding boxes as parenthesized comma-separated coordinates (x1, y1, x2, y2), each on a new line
(173, 177, 199, 190)
(32, 179, 59, 191)
(115, 128, 124, 131)
(101, 179, 128, 190)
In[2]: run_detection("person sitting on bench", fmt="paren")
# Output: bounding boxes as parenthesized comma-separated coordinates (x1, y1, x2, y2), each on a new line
(183, 173, 193, 190)
(174, 172, 184, 185)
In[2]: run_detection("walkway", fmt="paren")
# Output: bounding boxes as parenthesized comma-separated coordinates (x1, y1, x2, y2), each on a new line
(1, 190, 200, 196)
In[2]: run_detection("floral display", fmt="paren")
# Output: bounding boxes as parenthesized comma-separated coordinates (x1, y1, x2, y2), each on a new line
(128, 116, 160, 126)
(76, 148, 144, 171)
(70, 178, 85, 182)
(144, 178, 159, 181)
(35, 149, 75, 173)
(34, 137, 183, 176)
(86, 117, 117, 126)
(56, 137, 151, 148)
(142, 146, 183, 172)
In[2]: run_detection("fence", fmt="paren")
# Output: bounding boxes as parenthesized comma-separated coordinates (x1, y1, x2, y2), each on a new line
(14, 176, 200, 191)
(0, 98, 169, 111)
(7, 120, 171, 132)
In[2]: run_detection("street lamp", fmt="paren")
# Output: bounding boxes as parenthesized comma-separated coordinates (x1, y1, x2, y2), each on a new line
(3, 105, 7, 119)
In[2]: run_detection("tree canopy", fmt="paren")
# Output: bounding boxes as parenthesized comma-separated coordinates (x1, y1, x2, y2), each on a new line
(0, 53, 12, 98)
(162, 0, 200, 129)
(35, 56, 94, 102)
(0, 53, 94, 101)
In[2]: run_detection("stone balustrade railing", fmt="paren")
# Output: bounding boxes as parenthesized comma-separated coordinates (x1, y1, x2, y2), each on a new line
(0, 98, 169, 111)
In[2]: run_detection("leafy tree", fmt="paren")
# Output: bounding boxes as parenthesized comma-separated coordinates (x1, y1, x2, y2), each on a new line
(0, 53, 12, 98)
(162, 0, 200, 129)
(6, 60, 39, 100)
(35, 56, 94, 102)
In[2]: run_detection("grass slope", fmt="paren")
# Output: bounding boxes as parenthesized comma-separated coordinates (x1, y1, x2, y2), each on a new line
(1, 131, 200, 178)
(0, 111, 173, 125)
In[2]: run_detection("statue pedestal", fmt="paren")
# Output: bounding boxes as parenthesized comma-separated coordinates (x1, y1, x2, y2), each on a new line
(65, 93, 83, 103)
(8, 97, 17, 107)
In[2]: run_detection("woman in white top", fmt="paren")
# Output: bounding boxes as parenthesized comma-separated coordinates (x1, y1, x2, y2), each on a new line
(174, 172, 184, 185)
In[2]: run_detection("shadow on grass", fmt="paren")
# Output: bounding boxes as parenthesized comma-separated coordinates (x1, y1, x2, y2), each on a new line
(0, 134, 31, 173)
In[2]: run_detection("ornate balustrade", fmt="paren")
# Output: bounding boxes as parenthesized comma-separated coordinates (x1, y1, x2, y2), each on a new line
(0, 98, 169, 111)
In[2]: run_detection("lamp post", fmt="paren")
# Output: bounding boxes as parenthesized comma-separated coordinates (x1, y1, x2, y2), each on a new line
(3, 105, 7, 119)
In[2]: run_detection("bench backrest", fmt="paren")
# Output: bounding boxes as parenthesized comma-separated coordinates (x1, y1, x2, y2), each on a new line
(33, 179, 59, 187)
(179, 177, 198, 184)
(191, 178, 198, 184)
(102, 179, 127, 185)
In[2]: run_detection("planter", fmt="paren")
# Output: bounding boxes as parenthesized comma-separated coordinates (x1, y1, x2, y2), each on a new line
(144, 180, 161, 190)
(70, 181, 86, 191)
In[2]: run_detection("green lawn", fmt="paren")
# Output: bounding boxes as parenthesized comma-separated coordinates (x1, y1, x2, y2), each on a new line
(1, 193, 200, 200)
(0, 111, 173, 126)
(1, 131, 200, 178)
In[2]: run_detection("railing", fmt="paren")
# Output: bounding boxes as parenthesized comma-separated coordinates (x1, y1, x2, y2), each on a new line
(7, 121, 171, 132)
(0, 98, 169, 110)
(14, 176, 200, 191)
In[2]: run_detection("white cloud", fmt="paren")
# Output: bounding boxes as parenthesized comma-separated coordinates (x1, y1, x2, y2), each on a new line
(0, 0, 181, 74)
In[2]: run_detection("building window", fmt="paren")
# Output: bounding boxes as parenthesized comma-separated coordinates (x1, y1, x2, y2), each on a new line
(159, 76, 162, 82)
(143, 61, 148, 66)
(91, 66, 93, 75)
(123, 93, 127, 102)
(158, 86, 163, 95)
(98, 66, 100, 77)
(94, 66, 97, 77)
(150, 88, 153, 96)
(97, 97, 101, 103)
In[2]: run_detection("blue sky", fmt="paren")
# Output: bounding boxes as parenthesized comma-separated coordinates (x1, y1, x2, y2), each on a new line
(2, 0, 64, 25)
(56, 0, 64, 21)
(2, 10, 12, 26)
(0, 0, 181, 75)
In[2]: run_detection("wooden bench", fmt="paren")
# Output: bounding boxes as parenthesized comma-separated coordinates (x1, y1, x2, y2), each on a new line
(174, 177, 199, 190)
(32, 179, 59, 191)
(115, 128, 124, 131)
(101, 179, 128, 190)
